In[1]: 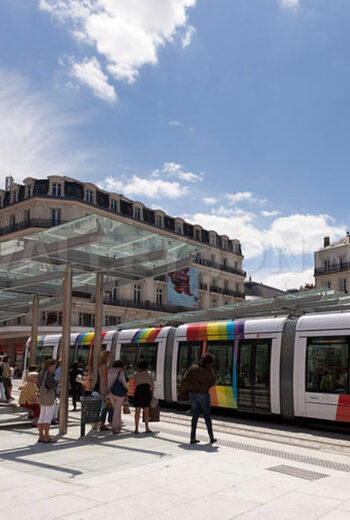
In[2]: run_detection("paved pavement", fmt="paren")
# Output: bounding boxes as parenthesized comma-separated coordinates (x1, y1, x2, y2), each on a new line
(1, 393, 350, 519)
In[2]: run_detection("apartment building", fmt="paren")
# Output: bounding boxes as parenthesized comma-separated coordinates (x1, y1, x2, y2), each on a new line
(314, 234, 350, 293)
(0, 175, 245, 334)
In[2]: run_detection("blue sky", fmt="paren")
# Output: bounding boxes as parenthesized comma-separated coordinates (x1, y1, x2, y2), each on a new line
(1, 0, 349, 289)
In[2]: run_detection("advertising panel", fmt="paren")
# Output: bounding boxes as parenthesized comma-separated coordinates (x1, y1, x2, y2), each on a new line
(167, 267, 198, 308)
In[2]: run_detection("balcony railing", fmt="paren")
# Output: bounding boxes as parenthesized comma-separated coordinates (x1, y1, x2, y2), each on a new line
(193, 256, 246, 277)
(314, 262, 350, 276)
(0, 218, 66, 236)
(103, 296, 189, 313)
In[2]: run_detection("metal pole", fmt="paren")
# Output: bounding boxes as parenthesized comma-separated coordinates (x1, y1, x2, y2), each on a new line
(93, 272, 104, 387)
(59, 264, 72, 435)
(30, 294, 39, 366)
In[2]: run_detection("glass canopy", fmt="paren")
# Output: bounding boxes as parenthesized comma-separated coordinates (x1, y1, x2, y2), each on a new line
(0, 214, 201, 323)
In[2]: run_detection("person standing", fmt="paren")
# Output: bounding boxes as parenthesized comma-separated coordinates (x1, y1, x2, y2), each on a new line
(179, 353, 217, 444)
(0, 358, 7, 402)
(98, 351, 112, 431)
(19, 372, 40, 426)
(37, 359, 58, 443)
(2, 356, 13, 401)
(69, 361, 83, 411)
(108, 360, 128, 434)
(133, 361, 154, 434)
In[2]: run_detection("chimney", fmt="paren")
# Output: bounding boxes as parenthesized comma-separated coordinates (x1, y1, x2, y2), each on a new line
(324, 236, 330, 248)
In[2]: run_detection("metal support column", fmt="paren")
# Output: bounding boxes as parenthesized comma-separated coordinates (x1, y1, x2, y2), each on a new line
(59, 264, 72, 435)
(30, 294, 39, 366)
(93, 272, 104, 386)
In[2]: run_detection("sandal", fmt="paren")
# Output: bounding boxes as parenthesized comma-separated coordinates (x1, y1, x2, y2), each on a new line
(145, 429, 153, 434)
(99, 424, 110, 431)
(44, 437, 57, 443)
(37, 438, 45, 443)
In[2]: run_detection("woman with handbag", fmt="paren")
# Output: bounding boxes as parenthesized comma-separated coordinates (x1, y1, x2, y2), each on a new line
(108, 360, 128, 434)
(37, 359, 58, 443)
(133, 361, 154, 434)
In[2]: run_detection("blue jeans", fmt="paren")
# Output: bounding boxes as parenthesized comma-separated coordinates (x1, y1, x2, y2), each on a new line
(100, 400, 113, 423)
(189, 392, 214, 442)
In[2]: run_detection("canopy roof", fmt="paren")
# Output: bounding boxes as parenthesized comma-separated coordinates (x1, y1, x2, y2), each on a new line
(116, 287, 350, 329)
(0, 214, 201, 323)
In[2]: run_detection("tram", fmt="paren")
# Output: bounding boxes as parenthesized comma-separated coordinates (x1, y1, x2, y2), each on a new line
(24, 312, 350, 423)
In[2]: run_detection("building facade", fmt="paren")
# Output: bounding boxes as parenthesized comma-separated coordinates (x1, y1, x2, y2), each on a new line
(314, 235, 350, 293)
(0, 175, 246, 355)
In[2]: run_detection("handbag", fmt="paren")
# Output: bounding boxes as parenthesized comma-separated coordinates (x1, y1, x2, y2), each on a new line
(111, 371, 127, 397)
(123, 401, 131, 414)
(143, 405, 160, 422)
(150, 396, 158, 408)
(38, 371, 55, 406)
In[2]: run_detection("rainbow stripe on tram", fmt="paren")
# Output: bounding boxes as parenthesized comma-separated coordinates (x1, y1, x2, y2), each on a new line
(37, 335, 45, 347)
(132, 327, 162, 343)
(184, 320, 245, 410)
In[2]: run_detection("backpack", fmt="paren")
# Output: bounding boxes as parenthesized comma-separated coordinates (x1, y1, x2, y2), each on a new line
(111, 371, 127, 397)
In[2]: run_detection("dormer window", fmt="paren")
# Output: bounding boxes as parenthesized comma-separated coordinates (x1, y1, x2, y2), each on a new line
(86, 189, 93, 204)
(111, 199, 117, 212)
(52, 183, 62, 197)
(134, 207, 141, 220)
(176, 222, 182, 234)
(12, 190, 18, 203)
(156, 215, 162, 227)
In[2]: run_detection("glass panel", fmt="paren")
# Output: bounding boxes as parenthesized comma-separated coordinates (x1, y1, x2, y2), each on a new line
(177, 341, 202, 387)
(120, 342, 158, 379)
(120, 345, 137, 380)
(138, 344, 158, 378)
(306, 337, 349, 394)
(207, 340, 233, 386)
(255, 343, 270, 388)
(76, 346, 90, 371)
(238, 343, 253, 390)
(37, 346, 55, 369)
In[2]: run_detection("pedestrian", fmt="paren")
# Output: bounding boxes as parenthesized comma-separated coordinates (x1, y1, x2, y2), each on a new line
(2, 356, 13, 400)
(37, 359, 58, 443)
(98, 351, 112, 431)
(0, 357, 7, 402)
(69, 361, 83, 411)
(178, 353, 217, 444)
(19, 372, 40, 426)
(108, 360, 128, 434)
(52, 359, 62, 424)
(133, 361, 154, 434)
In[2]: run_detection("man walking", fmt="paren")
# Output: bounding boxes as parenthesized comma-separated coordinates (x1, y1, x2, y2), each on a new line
(179, 353, 217, 444)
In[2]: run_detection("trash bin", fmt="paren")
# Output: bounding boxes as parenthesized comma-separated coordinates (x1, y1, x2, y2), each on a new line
(80, 396, 102, 437)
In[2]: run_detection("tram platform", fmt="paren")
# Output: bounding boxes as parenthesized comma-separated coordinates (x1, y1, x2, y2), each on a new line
(1, 405, 350, 520)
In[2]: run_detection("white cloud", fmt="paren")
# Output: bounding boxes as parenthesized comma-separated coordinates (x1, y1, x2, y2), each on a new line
(279, 0, 299, 9)
(225, 191, 253, 204)
(260, 268, 314, 291)
(203, 197, 217, 205)
(182, 25, 196, 48)
(153, 162, 204, 182)
(71, 57, 117, 103)
(40, 0, 196, 99)
(169, 120, 183, 127)
(188, 211, 345, 260)
(103, 174, 188, 199)
(261, 210, 281, 217)
(0, 68, 90, 182)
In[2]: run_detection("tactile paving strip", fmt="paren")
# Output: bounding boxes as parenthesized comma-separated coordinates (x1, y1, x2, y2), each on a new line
(267, 465, 329, 481)
(159, 426, 350, 473)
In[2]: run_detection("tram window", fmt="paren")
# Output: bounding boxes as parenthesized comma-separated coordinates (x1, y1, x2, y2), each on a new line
(37, 346, 54, 369)
(177, 342, 202, 386)
(306, 337, 349, 394)
(76, 346, 90, 371)
(120, 343, 158, 380)
(207, 340, 233, 386)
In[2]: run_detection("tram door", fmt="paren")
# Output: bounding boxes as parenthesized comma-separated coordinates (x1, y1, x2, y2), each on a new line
(237, 339, 271, 412)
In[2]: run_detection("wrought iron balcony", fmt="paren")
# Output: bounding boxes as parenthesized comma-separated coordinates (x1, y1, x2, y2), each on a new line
(0, 218, 67, 236)
(314, 262, 350, 276)
(103, 296, 189, 313)
(192, 256, 246, 277)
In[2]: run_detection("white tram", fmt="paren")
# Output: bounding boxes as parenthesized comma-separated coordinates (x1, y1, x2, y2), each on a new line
(24, 312, 350, 423)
